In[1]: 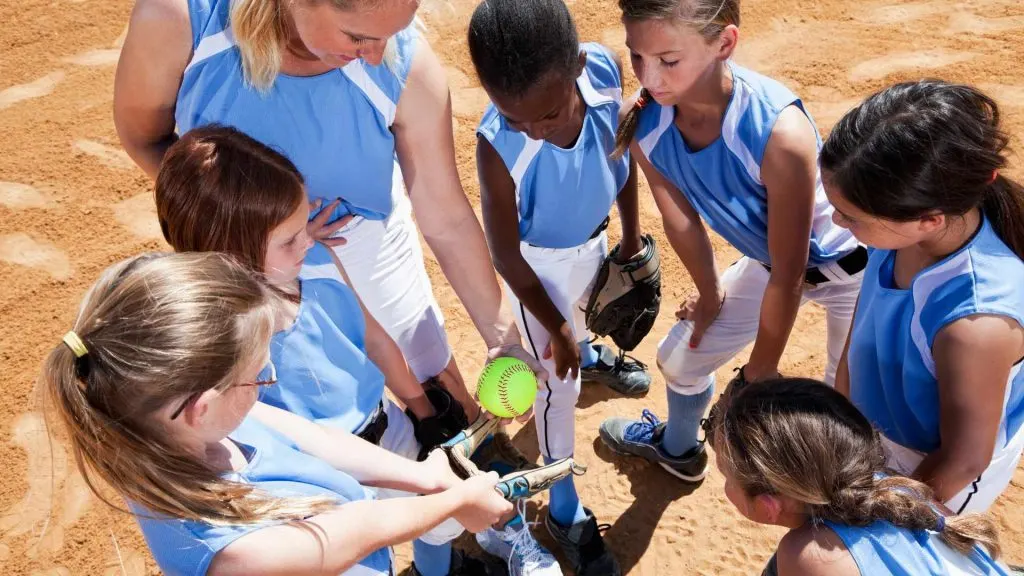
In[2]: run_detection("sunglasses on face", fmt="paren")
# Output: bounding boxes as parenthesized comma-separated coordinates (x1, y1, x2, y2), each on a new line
(169, 363, 278, 420)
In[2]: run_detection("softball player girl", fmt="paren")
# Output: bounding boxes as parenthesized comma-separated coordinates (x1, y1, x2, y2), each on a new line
(155, 126, 499, 576)
(115, 0, 542, 427)
(468, 2, 649, 574)
(708, 378, 1010, 576)
(599, 0, 864, 483)
(822, 81, 1024, 514)
(41, 252, 512, 576)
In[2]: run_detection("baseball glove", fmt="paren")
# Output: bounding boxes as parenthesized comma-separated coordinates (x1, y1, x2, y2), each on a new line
(434, 415, 587, 501)
(583, 234, 662, 351)
(407, 379, 470, 461)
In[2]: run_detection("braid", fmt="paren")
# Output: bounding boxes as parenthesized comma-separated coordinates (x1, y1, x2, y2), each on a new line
(613, 88, 651, 159)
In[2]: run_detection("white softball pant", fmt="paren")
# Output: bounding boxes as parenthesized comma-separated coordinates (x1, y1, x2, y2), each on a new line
(882, 429, 1024, 514)
(329, 194, 452, 383)
(371, 397, 465, 545)
(658, 256, 862, 396)
(505, 234, 608, 460)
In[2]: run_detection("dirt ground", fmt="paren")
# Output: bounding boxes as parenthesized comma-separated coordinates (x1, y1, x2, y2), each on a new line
(1, 0, 1022, 574)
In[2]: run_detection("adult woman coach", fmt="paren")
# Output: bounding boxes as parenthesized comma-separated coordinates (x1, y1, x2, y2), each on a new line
(113, 0, 542, 420)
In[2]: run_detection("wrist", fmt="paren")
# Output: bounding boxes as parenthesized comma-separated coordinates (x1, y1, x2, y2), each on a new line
(742, 361, 780, 383)
(404, 393, 435, 420)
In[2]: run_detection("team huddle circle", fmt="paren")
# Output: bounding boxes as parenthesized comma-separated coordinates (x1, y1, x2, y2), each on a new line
(21, 0, 1024, 574)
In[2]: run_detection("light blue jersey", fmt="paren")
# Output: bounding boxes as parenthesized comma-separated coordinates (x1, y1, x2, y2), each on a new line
(258, 243, 386, 433)
(823, 520, 1008, 575)
(849, 217, 1024, 454)
(177, 0, 417, 222)
(133, 417, 392, 576)
(477, 43, 629, 249)
(634, 62, 857, 266)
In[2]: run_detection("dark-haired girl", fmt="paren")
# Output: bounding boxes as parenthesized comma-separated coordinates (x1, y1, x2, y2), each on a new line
(600, 0, 864, 486)
(709, 378, 1010, 576)
(823, 80, 1024, 514)
(468, 0, 648, 573)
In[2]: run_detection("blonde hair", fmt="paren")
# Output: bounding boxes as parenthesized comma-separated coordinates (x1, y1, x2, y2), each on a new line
(612, 0, 741, 157)
(230, 0, 418, 91)
(709, 378, 1002, 559)
(42, 252, 336, 525)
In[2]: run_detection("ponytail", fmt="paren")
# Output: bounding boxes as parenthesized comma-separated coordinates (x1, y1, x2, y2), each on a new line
(42, 253, 337, 525)
(230, 0, 286, 91)
(613, 88, 650, 159)
(982, 174, 1024, 261)
(824, 476, 1001, 559)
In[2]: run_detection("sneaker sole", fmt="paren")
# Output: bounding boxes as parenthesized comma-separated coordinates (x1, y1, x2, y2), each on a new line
(600, 429, 709, 484)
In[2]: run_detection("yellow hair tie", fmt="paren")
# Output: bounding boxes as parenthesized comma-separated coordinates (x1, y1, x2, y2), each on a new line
(62, 331, 89, 358)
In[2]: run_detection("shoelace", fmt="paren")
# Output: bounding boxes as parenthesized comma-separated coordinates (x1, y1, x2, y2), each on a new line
(613, 349, 647, 372)
(506, 500, 547, 576)
(623, 409, 662, 443)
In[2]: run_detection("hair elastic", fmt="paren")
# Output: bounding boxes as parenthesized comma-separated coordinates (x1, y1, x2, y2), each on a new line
(935, 514, 946, 533)
(988, 170, 1000, 185)
(636, 93, 648, 109)
(62, 331, 89, 358)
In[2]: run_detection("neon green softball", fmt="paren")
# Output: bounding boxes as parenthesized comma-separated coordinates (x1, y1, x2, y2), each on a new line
(477, 357, 538, 418)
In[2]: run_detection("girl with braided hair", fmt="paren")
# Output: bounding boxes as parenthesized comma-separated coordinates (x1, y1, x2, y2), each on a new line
(707, 378, 1010, 576)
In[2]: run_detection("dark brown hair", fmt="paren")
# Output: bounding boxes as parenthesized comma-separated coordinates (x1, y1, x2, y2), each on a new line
(711, 378, 1001, 559)
(612, 0, 741, 157)
(821, 80, 1024, 260)
(156, 125, 306, 272)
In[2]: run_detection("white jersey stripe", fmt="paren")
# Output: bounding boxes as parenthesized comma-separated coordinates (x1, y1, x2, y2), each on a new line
(184, 27, 236, 74)
(342, 61, 398, 127)
(910, 250, 974, 378)
(721, 83, 762, 185)
(638, 105, 673, 159)
(509, 138, 544, 209)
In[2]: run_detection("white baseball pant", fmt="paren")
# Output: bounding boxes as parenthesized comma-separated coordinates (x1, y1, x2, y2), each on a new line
(505, 234, 608, 460)
(657, 256, 862, 396)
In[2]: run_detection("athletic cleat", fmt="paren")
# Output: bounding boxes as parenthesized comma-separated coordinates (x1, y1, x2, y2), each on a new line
(410, 548, 500, 576)
(476, 507, 562, 576)
(581, 344, 650, 396)
(544, 507, 619, 576)
(598, 409, 709, 483)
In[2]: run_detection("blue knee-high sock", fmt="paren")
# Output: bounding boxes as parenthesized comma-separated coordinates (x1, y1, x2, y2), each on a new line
(662, 384, 715, 458)
(546, 456, 587, 526)
(413, 540, 452, 576)
(579, 341, 601, 369)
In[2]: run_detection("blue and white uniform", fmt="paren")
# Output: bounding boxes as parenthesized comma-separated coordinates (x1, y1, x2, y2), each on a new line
(848, 217, 1024, 513)
(477, 42, 627, 460)
(177, 0, 451, 382)
(257, 243, 462, 545)
(635, 62, 864, 394)
(134, 417, 392, 576)
(824, 520, 1009, 575)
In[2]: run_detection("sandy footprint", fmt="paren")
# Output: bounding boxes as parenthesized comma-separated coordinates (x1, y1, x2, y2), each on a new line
(848, 50, 976, 82)
(112, 25, 128, 49)
(946, 13, 1024, 34)
(111, 193, 163, 241)
(980, 83, 1024, 108)
(103, 538, 146, 576)
(856, 1, 950, 25)
(62, 49, 121, 67)
(31, 568, 72, 576)
(0, 234, 73, 280)
(0, 72, 65, 111)
(73, 140, 135, 171)
(0, 182, 49, 209)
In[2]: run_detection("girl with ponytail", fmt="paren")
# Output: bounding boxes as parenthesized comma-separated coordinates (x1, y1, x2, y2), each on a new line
(821, 80, 1024, 514)
(600, 0, 864, 485)
(707, 378, 1010, 576)
(42, 252, 512, 576)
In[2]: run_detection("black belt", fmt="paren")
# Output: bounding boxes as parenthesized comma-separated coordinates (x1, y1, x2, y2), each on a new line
(528, 217, 609, 248)
(356, 401, 389, 445)
(761, 245, 868, 285)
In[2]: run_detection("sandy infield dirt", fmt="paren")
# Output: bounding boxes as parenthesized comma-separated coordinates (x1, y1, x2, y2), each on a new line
(1, 0, 1022, 573)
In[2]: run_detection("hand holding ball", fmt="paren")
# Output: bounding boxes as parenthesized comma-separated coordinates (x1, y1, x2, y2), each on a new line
(477, 357, 538, 418)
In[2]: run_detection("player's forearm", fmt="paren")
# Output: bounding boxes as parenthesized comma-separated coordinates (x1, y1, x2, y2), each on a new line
(615, 163, 643, 259)
(424, 210, 520, 350)
(118, 132, 175, 180)
(746, 277, 803, 380)
(664, 220, 720, 299)
(364, 331, 434, 419)
(913, 447, 991, 503)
